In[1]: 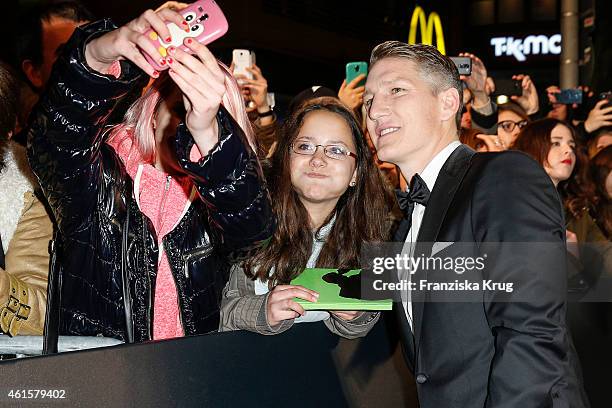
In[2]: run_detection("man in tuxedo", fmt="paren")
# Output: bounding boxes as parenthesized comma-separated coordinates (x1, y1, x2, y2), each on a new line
(363, 41, 588, 407)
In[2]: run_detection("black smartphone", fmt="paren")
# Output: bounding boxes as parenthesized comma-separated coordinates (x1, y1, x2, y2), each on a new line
(600, 91, 612, 109)
(450, 57, 471, 76)
(494, 79, 522, 97)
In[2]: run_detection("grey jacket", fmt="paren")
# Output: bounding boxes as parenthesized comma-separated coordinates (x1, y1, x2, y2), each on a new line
(219, 264, 379, 339)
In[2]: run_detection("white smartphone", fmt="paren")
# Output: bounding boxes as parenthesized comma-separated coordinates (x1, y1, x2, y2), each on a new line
(232, 49, 256, 80)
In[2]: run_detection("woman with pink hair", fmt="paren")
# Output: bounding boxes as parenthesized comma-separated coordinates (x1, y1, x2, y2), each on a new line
(27, 8, 273, 346)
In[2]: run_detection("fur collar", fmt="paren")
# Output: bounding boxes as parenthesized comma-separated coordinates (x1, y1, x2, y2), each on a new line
(0, 141, 37, 247)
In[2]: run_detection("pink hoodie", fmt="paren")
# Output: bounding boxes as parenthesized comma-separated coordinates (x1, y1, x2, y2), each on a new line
(108, 134, 201, 340)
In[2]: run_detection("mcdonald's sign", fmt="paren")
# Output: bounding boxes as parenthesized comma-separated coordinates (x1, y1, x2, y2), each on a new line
(408, 6, 446, 55)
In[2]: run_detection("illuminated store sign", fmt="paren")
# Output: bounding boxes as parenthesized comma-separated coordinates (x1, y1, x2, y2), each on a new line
(408, 6, 446, 55)
(490, 34, 562, 62)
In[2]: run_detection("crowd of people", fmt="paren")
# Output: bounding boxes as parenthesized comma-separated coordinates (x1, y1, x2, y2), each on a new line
(0, 1, 611, 406)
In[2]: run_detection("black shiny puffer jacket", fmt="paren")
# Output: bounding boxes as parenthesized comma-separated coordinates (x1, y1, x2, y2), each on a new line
(26, 20, 274, 342)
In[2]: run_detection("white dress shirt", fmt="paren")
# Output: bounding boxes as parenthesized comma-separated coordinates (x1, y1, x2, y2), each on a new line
(403, 141, 462, 330)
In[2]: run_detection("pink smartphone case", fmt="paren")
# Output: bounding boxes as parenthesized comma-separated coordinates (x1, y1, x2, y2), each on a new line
(142, 0, 228, 71)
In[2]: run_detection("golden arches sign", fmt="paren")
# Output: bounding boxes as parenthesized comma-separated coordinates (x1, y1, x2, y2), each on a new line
(408, 6, 446, 55)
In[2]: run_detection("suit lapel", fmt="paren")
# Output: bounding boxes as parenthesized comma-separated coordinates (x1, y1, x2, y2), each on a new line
(412, 144, 475, 349)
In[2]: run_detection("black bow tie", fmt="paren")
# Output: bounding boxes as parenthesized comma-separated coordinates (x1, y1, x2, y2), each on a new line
(395, 174, 431, 216)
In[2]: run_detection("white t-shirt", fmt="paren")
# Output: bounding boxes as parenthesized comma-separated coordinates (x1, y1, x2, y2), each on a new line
(253, 216, 337, 323)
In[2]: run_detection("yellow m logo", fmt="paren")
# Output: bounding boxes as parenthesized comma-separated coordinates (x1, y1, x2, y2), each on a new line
(408, 6, 446, 55)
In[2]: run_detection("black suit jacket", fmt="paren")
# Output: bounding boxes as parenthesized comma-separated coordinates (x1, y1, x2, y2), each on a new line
(394, 144, 589, 407)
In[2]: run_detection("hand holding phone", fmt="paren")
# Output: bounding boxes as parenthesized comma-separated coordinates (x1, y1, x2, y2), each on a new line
(345, 62, 368, 87)
(142, 0, 229, 71)
(554, 89, 583, 105)
(450, 57, 472, 76)
(509, 74, 539, 115)
(84, 7, 185, 77)
(232, 49, 256, 80)
(600, 91, 612, 110)
(584, 94, 612, 133)
(340, 62, 367, 110)
(493, 79, 523, 97)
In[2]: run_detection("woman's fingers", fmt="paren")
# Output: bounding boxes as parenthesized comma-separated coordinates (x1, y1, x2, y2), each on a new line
(155, 1, 189, 13)
(271, 310, 302, 321)
(157, 7, 189, 33)
(347, 74, 366, 88)
(129, 9, 167, 37)
(136, 8, 185, 41)
(272, 285, 319, 301)
(168, 47, 224, 97)
(168, 66, 200, 104)
(128, 30, 165, 70)
(268, 296, 307, 324)
(272, 288, 318, 303)
(245, 65, 263, 80)
(282, 299, 306, 316)
(183, 39, 225, 83)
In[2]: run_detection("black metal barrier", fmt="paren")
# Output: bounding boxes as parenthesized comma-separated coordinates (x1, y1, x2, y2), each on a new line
(0, 313, 417, 407)
(1, 306, 608, 407)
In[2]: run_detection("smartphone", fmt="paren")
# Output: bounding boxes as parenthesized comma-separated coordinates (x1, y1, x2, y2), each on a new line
(494, 79, 522, 97)
(345, 62, 368, 87)
(233, 49, 256, 80)
(555, 89, 583, 104)
(142, 0, 229, 71)
(450, 57, 472, 76)
(600, 91, 612, 109)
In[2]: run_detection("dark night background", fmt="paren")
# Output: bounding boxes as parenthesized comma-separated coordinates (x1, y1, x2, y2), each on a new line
(4, 0, 611, 111)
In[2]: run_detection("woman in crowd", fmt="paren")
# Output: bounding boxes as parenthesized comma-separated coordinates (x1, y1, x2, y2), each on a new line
(0, 63, 52, 336)
(497, 101, 529, 148)
(219, 97, 395, 338)
(513, 118, 609, 282)
(591, 146, 612, 239)
(27, 8, 273, 343)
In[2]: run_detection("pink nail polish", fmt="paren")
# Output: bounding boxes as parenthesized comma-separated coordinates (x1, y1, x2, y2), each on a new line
(160, 59, 166, 65)
(152, 71, 159, 78)
(165, 36, 172, 43)
(186, 38, 192, 44)
(167, 58, 174, 64)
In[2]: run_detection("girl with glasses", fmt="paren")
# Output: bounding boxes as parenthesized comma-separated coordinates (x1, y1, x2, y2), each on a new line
(497, 101, 530, 148)
(220, 97, 396, 337)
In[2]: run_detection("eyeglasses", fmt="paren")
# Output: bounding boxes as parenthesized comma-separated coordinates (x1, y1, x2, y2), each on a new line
(290, 141, 357, 160)
(497, 120, 528, 133)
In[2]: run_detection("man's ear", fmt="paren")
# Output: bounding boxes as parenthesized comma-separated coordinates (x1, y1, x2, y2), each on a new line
(21, 60, 43, 89)
(438, 87, 460, 123)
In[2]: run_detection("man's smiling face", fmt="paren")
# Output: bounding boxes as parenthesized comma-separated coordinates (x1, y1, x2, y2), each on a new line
(364, 57, 442, 167)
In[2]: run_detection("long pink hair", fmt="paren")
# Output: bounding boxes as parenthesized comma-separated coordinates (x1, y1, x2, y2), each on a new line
(108, 62, 255, 164)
